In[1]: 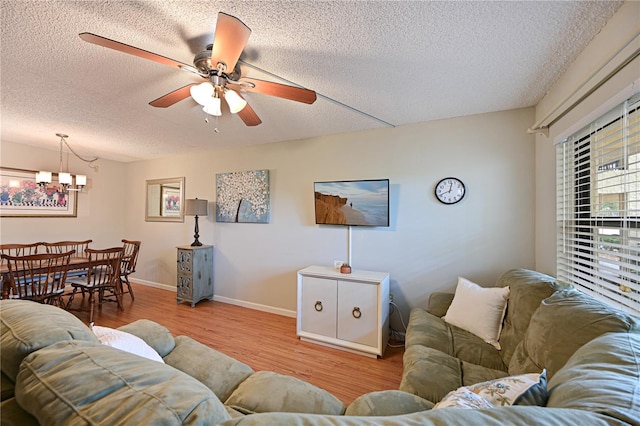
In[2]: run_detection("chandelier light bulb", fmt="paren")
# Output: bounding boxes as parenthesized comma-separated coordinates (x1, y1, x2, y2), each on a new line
(58, 172, 72, 186)
(75, 175, 87, 187)
(36, 171, 52, 185)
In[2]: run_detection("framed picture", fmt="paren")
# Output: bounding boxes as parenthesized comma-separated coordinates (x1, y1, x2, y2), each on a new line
(216, 169, 270, 223)
(161, 185, 182, 217)
(0, 167, 78, 217)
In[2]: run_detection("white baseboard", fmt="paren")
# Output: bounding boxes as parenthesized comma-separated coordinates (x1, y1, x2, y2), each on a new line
(133, 280, 296, 318)
(133, 279, 176, 292)
(213, 295, 297, 318)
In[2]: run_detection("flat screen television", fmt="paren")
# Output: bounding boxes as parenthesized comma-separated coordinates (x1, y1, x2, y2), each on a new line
(314, 179, 389, 227)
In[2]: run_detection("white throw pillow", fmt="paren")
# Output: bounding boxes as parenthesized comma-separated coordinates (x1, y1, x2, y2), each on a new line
(92, 325, 165, 363)
(442, 277, 510, 349)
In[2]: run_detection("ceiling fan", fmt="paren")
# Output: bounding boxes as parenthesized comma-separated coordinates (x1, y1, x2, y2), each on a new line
(79, 12, 317, 126)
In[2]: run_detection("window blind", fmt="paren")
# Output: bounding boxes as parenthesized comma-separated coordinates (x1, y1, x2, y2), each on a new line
(557, 92, 640, 315)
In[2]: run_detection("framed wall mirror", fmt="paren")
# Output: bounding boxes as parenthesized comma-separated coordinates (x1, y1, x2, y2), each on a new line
(145, 177, 185, 222)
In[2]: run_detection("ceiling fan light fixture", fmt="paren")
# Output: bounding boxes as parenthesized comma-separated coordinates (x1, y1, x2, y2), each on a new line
(190, 82, 215, 106)
(203, 97, 222, 116)
(224, 88, 247, 114)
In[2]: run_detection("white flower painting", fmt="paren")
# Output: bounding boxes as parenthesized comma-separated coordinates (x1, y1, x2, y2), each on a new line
(216, 170, 270, 223)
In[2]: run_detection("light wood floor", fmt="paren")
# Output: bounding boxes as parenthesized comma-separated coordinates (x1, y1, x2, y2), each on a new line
(66, 283, 405, 405)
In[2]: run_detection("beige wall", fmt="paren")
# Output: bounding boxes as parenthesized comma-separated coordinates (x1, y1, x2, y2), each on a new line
(0, 141, 127, 247)
(0, 107, 534, 328)
(123, 107, 536, 322)
(534, 1, 640, 274)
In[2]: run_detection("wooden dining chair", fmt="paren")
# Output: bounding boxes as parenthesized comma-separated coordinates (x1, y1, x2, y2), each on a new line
(0, 242, 44, 298)
(43, 240, 92, 276)
(66, 247, 124, 325)
(1, 250, 74, 307)
(119, 239, 141, 301)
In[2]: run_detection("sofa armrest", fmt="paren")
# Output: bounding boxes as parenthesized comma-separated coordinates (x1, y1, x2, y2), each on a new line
(426, 292, 454, 317)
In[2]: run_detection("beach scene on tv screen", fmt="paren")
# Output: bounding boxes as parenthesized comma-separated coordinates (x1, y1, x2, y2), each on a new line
(314, 180, 389, 226)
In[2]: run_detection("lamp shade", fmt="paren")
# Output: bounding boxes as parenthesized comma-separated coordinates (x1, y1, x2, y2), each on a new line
(36, 171, 52, 184)
(203, 97, 222, 116)
(190, 82, 214, 106)
(224, 89, 247, 113)
(58, 172, 72, 185)
(185, 198, 208, 216)
(75, 175, 87, 187)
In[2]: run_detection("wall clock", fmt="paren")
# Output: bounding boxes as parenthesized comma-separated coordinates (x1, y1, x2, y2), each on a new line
(435, 177, 466, 204)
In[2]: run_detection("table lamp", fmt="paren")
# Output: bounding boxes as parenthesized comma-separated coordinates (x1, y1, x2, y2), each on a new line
(185, 198, 208, 246)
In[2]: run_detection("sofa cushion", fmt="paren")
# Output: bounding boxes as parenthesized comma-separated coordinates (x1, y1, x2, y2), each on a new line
(16, 340, 231, 425)
(405, 308, 507, 371)
(509, 290, 640, 379)
(496, 269, 560, 366)
(426, 292, 455, 318)
(92, 325, 165, 363)
(225, 371, 345, 415)
(401, 345, 463, 402)
(1, 371, 15, 402)
(117, 318, 176, 357)
(442, 277, 510, 349)
(215, 406, 616, 426)
(345, 390, 433, 416)
(164, 335, 254, 401)
(547, 332, 640, 425)
(0, 397, 39, 426)
(0, 299, 98, 381)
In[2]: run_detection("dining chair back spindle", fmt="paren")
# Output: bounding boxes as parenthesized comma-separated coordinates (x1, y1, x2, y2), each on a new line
(43, 240, 93, 278)
(44, 240, 92, 256)
(119, 239, 141, 301)
(1, 250, 74, 306)
(66, 247, 124, 325)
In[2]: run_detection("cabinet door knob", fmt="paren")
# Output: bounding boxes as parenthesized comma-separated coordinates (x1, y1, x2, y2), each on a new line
(314, 301, 323, 312)
(352, 307, 361, 319)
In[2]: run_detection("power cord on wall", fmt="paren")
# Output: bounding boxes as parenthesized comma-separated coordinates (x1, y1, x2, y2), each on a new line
(387, 301, 407, 348)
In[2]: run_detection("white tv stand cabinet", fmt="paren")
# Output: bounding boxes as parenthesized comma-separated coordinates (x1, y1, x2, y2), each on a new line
(296, 265, 390, 358)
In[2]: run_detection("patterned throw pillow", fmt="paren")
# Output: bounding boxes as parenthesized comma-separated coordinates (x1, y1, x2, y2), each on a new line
(467, 370, 547, 406)
(432, 370, 547, 410)
(432, 388, 494, 410)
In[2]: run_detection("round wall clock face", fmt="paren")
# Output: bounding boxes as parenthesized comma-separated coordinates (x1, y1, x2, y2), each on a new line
(435, 177, 466, 204)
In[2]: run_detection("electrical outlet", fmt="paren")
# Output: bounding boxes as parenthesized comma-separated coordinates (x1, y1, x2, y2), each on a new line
(389, 293, 394, 302)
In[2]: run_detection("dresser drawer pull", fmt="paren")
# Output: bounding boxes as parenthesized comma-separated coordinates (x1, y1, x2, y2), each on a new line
(314, 301, 323, 312)
(352, 307, 361, 319)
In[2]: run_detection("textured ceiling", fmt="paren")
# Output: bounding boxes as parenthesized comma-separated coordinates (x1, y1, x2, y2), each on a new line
(1, 1, 622, 162)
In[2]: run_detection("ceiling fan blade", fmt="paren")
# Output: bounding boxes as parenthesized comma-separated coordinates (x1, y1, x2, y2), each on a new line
(237, 102, 262, 126)
(237, 78, 317, 104)
(227, 91, 261, 126)
(149, 84, 197, 108)
(209, 12, 251, 75)
(79, 32, 197, 73)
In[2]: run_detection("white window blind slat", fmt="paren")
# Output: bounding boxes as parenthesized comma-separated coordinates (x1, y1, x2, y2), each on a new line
(556, 92, 640, 315)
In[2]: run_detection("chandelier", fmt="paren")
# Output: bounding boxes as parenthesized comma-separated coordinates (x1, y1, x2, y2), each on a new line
(36, 133, 99, 193)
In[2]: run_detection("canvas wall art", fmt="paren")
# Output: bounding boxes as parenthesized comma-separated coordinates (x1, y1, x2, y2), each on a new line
(216, 169, 270, 223)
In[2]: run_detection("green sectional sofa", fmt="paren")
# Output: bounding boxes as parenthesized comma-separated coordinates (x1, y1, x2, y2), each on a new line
(1, 268, 639, 425)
